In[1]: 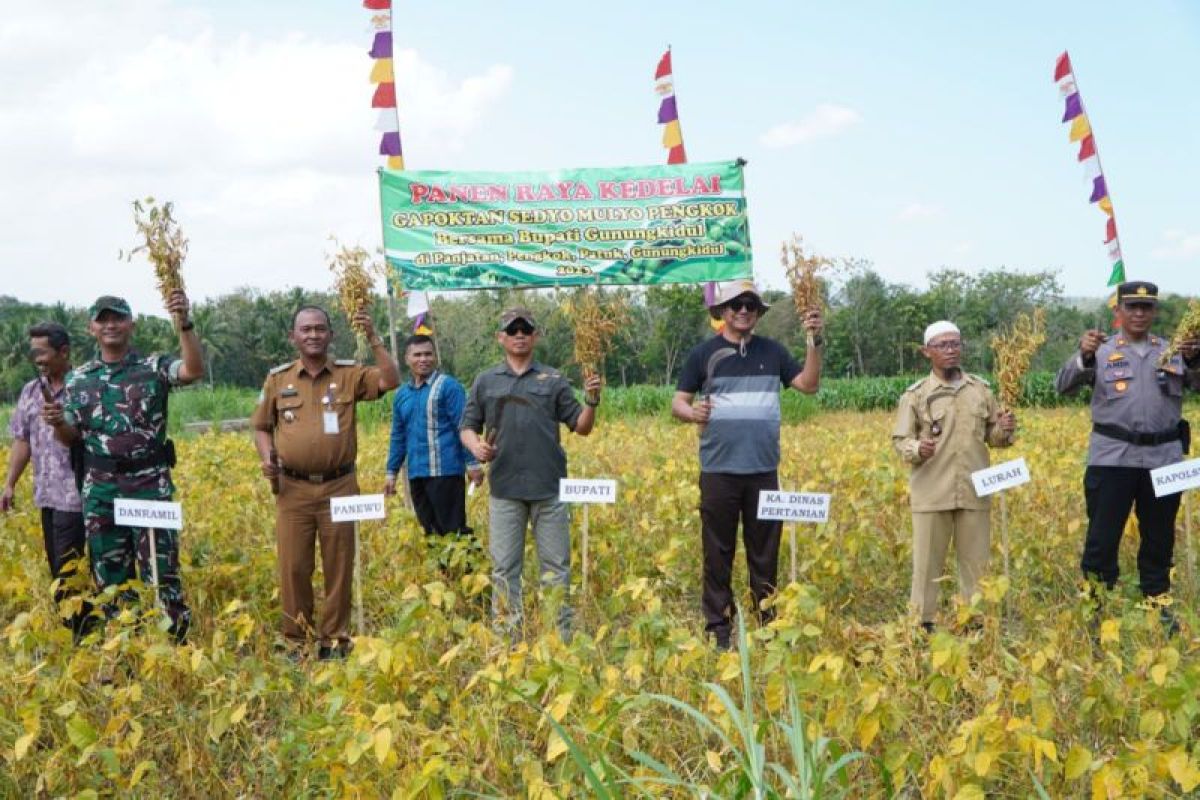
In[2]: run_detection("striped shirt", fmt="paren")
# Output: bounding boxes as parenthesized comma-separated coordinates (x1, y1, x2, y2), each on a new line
(386, 371, 478, 479)
(677, 335, 803, 474)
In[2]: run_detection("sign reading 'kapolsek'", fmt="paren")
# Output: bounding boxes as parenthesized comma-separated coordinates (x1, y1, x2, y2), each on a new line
(1150, 458, 1200, 498)
(379, 160, 752, 290)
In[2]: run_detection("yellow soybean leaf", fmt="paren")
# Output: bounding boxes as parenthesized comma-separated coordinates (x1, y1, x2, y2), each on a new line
(548, 691, 574, 723)
(1138, 710, 1164, 739)
(546, 730, 567, 763)
(1065, 744, 1093, 780)
(952, 784, 985, 800)
(974, 750, 996, 777)
(373, 728, 393, 764)
(14, 732, 35, 761)
(1168, 750, 1200, 793)
(706, 750, 722, 772)
(856, 714, 880, 749)
(230, 703, 247, 725)
(1099, 619, 1120, 645)
(1150, 663, 1168, 686)
(130, 759, 153, 788)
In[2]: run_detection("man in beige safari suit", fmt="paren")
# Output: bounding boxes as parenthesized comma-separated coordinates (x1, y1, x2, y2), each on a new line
(892, 320, 1016, 631)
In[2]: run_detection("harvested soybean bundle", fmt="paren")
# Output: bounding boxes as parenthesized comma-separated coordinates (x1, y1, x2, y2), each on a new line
(781, 234, 831, 346)
(564, 288, 627, 382)
(125, 198, 188, 322)
(327, 239, 378, 337)
(990, 307, 1047, 410)
(1159, 298, 1200, 368)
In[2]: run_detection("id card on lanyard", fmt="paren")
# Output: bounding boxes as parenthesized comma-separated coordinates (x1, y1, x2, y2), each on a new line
(323, 383, 339, 434)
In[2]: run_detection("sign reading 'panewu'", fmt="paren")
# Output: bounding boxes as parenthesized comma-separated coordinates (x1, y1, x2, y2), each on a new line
(756, 491, 831, 523)
(114, 498, 184, 530)
(330, 495, 387, 522)
(379, 160, 752, 290)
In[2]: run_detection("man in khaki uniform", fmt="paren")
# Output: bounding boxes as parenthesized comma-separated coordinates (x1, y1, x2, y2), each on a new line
(892, 320, 1016, 630)
(252, 306, 399, 660)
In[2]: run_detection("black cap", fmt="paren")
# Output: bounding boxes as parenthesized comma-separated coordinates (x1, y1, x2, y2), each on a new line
(1117, 281, 1158, 305)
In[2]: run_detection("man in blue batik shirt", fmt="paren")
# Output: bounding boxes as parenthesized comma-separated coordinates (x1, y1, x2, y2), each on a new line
(385, 335, 483, 537)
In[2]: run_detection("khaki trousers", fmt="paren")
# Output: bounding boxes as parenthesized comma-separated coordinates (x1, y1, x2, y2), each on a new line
(276, 472, 357, 645)
(910, 509, 990, 623)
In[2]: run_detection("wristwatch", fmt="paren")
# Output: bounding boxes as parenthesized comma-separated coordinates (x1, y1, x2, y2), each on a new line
(180, 319, 195, 332)
(368, 336, 384, 348)
(810, 334, 824, 348)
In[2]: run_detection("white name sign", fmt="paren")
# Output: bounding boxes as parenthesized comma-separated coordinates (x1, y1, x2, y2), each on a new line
(1151, 458, 1200, 497)
(971, 457, 1031, 497)
(559, 479, 618, 504)
(757, 491, 831, 523)
(330, 494, 387, 522)
(114, 498, 183, 530)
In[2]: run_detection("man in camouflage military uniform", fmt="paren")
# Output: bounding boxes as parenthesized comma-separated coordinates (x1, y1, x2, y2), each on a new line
(892, 320, 1016, 631)
(44, 292, 203, 641)
(252, 306, 399, 660)
(1056, 281, 1200, 626)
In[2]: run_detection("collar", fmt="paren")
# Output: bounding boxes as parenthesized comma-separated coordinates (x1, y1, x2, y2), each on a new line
(927, 369, 967, 389)
(95, 349, 141, 370)
(293, 358, 334, 379)
(408, 369, 441, 389)
(496, 360, 542, 377)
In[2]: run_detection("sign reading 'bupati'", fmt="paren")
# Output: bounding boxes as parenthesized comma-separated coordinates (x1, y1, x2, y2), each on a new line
(379, 160, 752, 290)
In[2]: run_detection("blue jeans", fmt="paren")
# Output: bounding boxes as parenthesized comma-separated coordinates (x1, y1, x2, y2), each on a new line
(489, 496, 572, 639)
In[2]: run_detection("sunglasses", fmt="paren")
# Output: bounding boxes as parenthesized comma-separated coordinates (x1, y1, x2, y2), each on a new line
(504, 321, 536, 336)
(726, 298, 763, 314)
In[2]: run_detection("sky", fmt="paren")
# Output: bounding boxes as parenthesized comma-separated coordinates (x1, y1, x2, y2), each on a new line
(2, 1, 1197, 314)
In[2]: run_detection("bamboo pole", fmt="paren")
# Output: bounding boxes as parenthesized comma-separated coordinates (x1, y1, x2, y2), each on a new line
(581, 504, 590, 594)
(354, 522, 364, 635)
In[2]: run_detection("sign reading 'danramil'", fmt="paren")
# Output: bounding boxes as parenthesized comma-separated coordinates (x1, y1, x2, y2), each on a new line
(330, 494, 387, 522)
(1150, 458, 1200, 498)
(114, 498, 184, 530)
(558, 479, 618, 504)
(756, 491, 831, 523)
(971, 457, 1031, 498)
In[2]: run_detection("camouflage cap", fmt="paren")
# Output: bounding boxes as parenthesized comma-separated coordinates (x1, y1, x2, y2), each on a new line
(498, 306, 537, 331)
(88, 295, 133, 320)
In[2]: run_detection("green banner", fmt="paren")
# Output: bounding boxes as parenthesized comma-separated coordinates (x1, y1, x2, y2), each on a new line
(379, 160, 752, 290)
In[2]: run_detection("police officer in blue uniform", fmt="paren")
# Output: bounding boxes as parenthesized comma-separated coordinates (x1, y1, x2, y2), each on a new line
(1056, 281, 1200, 623)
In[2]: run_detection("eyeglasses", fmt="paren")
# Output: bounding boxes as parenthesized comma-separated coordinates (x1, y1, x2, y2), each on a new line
(504, 322, 536, 336)
(726, 298, 763, 314)
(926, 340, 963, 352)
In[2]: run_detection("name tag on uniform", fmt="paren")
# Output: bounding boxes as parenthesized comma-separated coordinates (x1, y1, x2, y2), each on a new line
(323, 411, 339, 434)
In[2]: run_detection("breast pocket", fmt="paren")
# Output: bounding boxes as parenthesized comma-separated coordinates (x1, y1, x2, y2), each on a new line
(1101, 369, 1134, 402)
(529, 382, 558, 417)
(278, 396, 304, 424)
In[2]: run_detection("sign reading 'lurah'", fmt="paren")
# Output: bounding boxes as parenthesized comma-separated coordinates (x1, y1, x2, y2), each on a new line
(756, 491, 831, 523)
(1150, 458, 1200, 498)
(114, 498, 184, 530)
(330, 494, 387, 522)
(970, 457, 1031, 498)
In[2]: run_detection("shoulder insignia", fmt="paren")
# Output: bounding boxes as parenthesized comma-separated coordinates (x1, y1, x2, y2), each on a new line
(77, 359, 103, 373)
(969, 373, 990, 386)
(904, 377, 927, 393)
(269, 360, 295, 375)
(334, 359, 358, 367)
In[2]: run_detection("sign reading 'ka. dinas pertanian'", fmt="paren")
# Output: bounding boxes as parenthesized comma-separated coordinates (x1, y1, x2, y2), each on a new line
(379, 160, 752, 290)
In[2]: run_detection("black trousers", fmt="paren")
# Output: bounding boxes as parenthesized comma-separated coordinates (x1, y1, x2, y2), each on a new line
(699, 471, 782, 638)
(39, 508, 91, 628)
(1082, 465, 1180, 596)
(410, 475, 472, 537)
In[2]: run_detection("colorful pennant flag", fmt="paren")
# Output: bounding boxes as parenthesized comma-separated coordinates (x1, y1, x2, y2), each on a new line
(367, 0, 429, 330)
(1054, 50, 1124, 286)
(654, 49, 687, 165)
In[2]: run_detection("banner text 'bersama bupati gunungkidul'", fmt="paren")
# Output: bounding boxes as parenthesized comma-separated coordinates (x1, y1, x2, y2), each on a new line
(379, 160, 753, 290)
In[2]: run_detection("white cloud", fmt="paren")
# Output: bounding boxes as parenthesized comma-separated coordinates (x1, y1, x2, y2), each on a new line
(759, 104, 861, 149)
(897, 202, 942, 222)
(1151, 229, 1200, 261)
(0, 1, 513, 309)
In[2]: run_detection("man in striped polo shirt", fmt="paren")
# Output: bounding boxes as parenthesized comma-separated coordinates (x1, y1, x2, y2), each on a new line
(672, 280, 824, 649)
(385, 335, 483, 539)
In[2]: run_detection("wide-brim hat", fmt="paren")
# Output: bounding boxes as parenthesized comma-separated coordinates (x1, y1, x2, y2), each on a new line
(708, 279, 770, 311)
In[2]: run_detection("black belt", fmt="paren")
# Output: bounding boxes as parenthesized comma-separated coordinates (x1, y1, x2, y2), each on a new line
(281, 463, 355, 484)
(85, 440, 175, 473)
(1093, 422, 1187, 450)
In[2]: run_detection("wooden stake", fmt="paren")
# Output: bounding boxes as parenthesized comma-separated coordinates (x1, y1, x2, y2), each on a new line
(581, 504, 590, 594)
(1000, 493, 1011, 616)
(354, 521, 364, 635)
(1185, 492, 1194, 590)
(789, 523, 797, 584)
